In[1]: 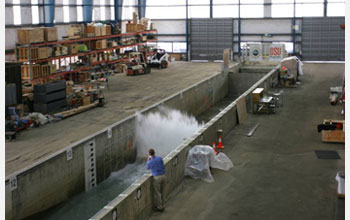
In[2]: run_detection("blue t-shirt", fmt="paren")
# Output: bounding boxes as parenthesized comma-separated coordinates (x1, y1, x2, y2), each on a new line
(146, 156, 165, 176)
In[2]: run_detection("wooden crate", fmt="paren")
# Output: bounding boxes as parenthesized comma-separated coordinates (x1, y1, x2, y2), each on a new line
(101, 26, 107, 36)
(41, 65, 50, 77)
(17, 28, 44, 44)
(37, 47, 52, 59)
(53, 46, 61, 57)
(69, 44, 79, 54)
(95, 26, 102, 36)
(101, 40, 107, 49)
(106, 25, 111, 35)
(50, 64, 57, 74)
(21, 64, 42, 81)
(67, 25, 83, 39)
(17, 47, 51, 61)
(85, 25, 96, 37)
(126, 23, 137, 33)
(42, 27, 58, 42)
(91, 40, 106, 50)
(137, 24, 145, 31)
(17, 48, 37, 61)
(82, 96, 91, 106)
(321, 119, 345, 143)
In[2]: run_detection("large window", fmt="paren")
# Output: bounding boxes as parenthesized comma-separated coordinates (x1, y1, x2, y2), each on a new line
(151, 42, 187, 53)
(63, 0, 70, 23)
(146, 7, 186, 19)
(271, 4, 294, 18)
(13, 0, 21, 25)
(189, 6, 210, 18)
(327, 2, 346, 17)
(77, 0, 83, 22)
(296, 3, 323, 17)
(213, 5, 238, 18)
(122, 0, 137, 20)
(240, 4, 264, 18)
(147, 0, 186, 6)
(31, 0, 39, 24)
(100, 0, 106, 21)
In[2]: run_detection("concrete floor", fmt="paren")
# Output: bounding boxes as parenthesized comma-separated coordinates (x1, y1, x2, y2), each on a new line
(6, 62, 223, 176)
(149, 63, 345, 220)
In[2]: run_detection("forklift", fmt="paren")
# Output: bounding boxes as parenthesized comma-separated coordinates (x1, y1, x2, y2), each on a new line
(126, 52, 151, 76)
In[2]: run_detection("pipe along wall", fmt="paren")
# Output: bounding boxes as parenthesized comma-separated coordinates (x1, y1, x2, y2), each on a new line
(5, 63, 279, 220)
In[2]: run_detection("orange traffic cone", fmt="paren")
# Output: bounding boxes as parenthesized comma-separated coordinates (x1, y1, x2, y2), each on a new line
(212, 142, 218, 155)
(217, 136, 224, 149)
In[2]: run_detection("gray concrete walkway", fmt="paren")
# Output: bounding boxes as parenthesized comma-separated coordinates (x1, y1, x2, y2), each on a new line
(149, 63, 345, 220)
(6, 62, 223, 176)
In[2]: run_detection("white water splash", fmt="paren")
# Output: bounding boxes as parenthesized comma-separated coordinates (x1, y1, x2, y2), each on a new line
(135, 107, 204, 158)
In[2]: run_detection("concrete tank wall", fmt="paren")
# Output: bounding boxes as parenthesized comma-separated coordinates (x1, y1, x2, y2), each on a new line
(89, 65, 280, 220)
(5, 64, 237, 220)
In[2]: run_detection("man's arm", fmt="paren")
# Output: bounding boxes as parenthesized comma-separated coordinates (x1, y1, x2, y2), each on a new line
(146, 159, 152, 170)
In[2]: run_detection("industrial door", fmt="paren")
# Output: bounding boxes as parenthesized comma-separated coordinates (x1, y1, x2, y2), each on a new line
(302, 17, 345, 61)
(190, 18, 233, 61)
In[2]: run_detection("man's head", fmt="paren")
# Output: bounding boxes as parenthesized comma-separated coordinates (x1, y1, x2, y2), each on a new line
(148, 148, 155, 157)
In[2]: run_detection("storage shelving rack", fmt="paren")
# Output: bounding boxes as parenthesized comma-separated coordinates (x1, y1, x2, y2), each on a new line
(15, 29, 158, 85)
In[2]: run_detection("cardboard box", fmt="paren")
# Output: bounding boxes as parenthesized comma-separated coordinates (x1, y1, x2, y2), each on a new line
(17, 28, 45, 44)
(82, 96, 91, 106)
(42, 27, 58, 42)
(69, 44, 79, 54)
(321, 119, 345, 143)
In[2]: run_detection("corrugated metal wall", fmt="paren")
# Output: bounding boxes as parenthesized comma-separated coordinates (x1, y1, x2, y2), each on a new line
(190, 18, 233, 61)
(302, 17, 345, 61)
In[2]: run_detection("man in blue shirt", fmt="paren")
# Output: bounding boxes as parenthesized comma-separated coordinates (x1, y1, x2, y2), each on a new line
(146, 148, 166, 212)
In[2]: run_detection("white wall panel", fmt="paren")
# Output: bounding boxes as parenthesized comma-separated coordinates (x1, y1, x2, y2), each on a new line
(241, 19, 292, 33)
(5, 7, 14, 25)
(152, 20, 186, 34)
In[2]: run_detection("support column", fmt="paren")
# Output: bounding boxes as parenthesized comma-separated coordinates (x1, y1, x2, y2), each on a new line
(186, 0, 189, 61)
(138, 0, 146, 18)
(114, 0, 123, 23)
(238, 0, 241, 57)
(323, 0, 327, 17)
(210, 0, 213, 18)
(292, 0, 296, 55)
(264, 0, 272, 18)
(43, 0, 55, 27)
(83, 0, 93, 24)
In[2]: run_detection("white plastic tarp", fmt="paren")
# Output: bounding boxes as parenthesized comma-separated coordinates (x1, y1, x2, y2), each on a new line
(185, 145, 233, 183)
